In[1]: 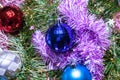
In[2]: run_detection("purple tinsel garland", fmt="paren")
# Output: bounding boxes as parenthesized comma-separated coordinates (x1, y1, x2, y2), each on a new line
(32, 0, 111, 80)
(114, 12, 120, 30)
(0, 0, 25, 7)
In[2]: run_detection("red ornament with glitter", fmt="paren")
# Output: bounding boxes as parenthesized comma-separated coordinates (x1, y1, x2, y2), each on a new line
(0, 5, 23, 33)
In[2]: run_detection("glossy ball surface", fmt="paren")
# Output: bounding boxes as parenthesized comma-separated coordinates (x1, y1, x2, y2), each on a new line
(0, 51, 22, 77)
(62, 64, 92, 80)
(0, 76, 7, 80)
(45, 23, 74, 52)
(0, 5, 23, 33)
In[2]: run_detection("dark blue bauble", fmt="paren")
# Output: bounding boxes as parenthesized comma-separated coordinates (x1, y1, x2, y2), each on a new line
(45, 22, 74, 52)
(0, 76, 7, 80)
(62, 64, 92, 80)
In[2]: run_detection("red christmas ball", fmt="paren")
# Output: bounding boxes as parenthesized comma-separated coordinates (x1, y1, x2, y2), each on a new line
(0, 5, 23, 33)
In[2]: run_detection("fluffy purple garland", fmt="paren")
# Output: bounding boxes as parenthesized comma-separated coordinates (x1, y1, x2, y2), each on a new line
(32, 0, 111, 80)
(114, 12, 120, 30)
(0, 0, 25, 7)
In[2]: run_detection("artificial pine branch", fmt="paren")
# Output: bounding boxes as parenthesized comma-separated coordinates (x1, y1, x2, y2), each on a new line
(88, 0, 120, 19)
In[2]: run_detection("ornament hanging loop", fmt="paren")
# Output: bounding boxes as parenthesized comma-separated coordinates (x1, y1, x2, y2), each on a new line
(57, 17, 62, 24)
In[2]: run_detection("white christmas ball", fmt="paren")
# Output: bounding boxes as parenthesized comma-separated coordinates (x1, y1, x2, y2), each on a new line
(0, 51, 22, 77)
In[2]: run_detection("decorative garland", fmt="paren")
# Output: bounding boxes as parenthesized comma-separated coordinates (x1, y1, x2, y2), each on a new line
(32, 0, 111, 80)
(0, 0, 120, 80)
(1, 0, 24, 7)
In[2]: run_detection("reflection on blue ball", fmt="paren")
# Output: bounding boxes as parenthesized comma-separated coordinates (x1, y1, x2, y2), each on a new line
(62, 64, 92, 80)
(0, 76, 7, 80)
(45, 22, 74, 52)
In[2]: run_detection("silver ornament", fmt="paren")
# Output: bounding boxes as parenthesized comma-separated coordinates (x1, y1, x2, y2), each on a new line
(0, 50, 22, 77)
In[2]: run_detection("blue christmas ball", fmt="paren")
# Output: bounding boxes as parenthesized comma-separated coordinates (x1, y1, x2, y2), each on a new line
(45, 22, 74, 52)
(62, 64, 92, 80)
(0, 76, 7, 80)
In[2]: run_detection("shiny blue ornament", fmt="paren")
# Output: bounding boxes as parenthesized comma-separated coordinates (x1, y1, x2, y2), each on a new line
(0, 76, 7, 80)
(45, 22, 74, 52)
(62, 64, 92, 80)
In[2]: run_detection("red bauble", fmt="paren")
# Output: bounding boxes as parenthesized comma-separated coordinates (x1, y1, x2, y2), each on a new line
(0, 5, 23, 33)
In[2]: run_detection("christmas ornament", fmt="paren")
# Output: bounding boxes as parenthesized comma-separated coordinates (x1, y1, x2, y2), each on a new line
(0, 5, 23, 33)
(45, 22, 74, 52)
(0, 76, 7, 80)
(62, 64, 92, 80)
(0, 50, 22, 77)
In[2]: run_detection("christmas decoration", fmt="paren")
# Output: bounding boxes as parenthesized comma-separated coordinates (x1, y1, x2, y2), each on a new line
(113, 11, 120, 31)
(0, 0, 25, 7)
(58, 0, 111, 80)
(118, 0, 120, 5)
(106, 19, 115, 27)
(45, 22, 74, 52)
(0, 5, 23, 33)
(0, 31, 8, 50)
(62, 64, 92, 80)
(32, 0, 111, 80)
(29, 26, 35, 30)
(0, 0, 119, 80)
(0, 76, 7, 80)
(0, 50, 22, 77)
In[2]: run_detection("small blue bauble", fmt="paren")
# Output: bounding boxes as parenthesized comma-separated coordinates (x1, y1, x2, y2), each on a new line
(45, 22, 74, 52)
(62, 64, 92, 80)
(0, 76, 7, 80)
